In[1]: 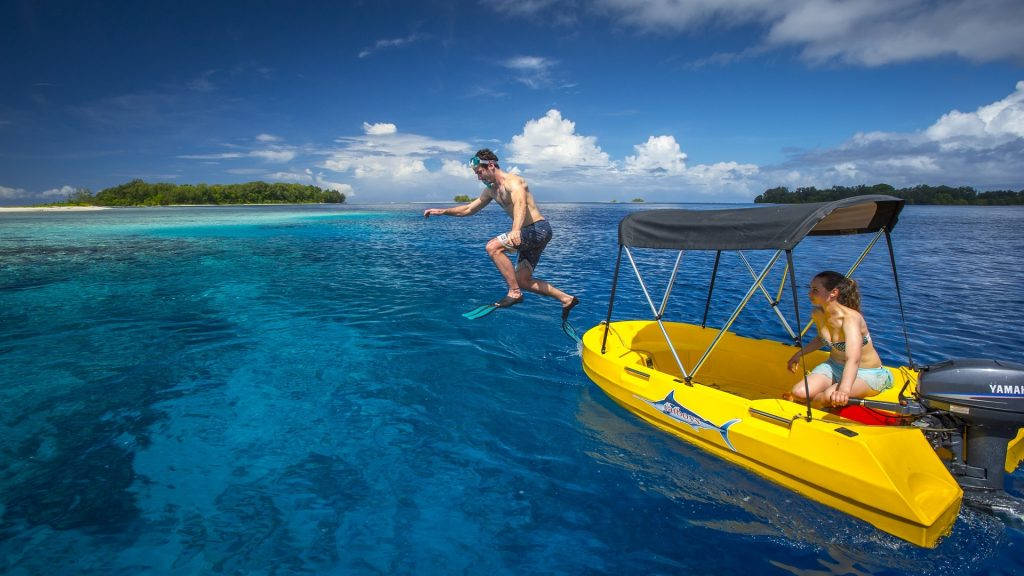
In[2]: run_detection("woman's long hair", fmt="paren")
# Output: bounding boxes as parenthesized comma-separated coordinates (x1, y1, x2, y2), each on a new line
(815, 270, 861, 312)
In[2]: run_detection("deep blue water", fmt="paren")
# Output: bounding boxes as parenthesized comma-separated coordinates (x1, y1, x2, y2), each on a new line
(1, 203, 1022, 575)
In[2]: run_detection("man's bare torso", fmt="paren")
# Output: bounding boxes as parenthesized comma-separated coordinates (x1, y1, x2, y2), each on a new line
(485, 173, 544, 223)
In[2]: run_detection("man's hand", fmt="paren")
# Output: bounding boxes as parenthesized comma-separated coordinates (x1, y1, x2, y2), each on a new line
(507, 229, 522, 246)
(423, 208, 444, 218)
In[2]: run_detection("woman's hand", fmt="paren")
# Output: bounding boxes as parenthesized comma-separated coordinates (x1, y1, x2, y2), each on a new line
(830, 386, 850, 407)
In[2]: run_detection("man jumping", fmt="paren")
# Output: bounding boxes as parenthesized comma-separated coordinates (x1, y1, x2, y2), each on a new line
(423, 148, 579, 322)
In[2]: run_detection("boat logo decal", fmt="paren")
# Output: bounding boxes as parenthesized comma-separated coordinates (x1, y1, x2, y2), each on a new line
(639, 391, 741, 452)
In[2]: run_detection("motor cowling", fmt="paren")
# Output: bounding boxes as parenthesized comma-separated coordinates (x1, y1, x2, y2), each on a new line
(917, 358, 1024, 424)
(917, 358, 1024, 491)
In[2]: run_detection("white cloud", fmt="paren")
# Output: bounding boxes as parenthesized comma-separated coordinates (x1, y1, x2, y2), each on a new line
(180, 138, 296, 164)
(258, 150, 297, 163)
(492, 0, 563, 16)
(507, 109, 611, 169)
(441, 158, 475, 179)
(1, 185, 26, 199)
(926, 80, 1024, 145)
(323, 129, 471, 184)
(358, 34, 427, 59)
(268, 168, 354, 195)
(504, 56, 554, 71)
(599, 0, 780, 30)
(767, 0, 1024, 66)
(225, 168, 267, 175)
(769, 82, 1024, 190)
(40, 185, 76, 198)
(250, 149, 296, 163)
(625, 135, 688, 174)
(363, 122, 398, 135)
(497, 109, 765, 201)
(180, 83, 1024, 204)
(501, 55, 560, 89)
(328, 155, 429, 180)
(177, 152, 245, 160)
(578, 0, 1024, 66)
(684, 161, 760, 183)
(0, 184, 89, 205)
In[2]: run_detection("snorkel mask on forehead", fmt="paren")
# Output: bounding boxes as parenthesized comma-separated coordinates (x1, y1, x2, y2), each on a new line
(471, 155, 497, 188)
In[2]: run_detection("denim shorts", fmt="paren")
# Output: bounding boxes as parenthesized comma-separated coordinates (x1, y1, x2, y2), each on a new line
(811, 359, 894, 392)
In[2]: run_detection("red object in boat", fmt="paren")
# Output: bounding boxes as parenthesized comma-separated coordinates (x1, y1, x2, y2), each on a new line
(834, 404, 905, 425)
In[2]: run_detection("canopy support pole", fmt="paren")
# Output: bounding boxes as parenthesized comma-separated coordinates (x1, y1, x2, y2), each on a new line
(886, 230, 915, 368)
(601, 245, 623, 354)
(800, 228, 886, 338)
(774, 260, 790, 314)
(786, 249, 814, 421)
(689, 250, 783, 382)
(658, 251, 684, 318)
(739, 251, 796, 340)
(701, 251, 721, 328)
(625, 246, 691, 382)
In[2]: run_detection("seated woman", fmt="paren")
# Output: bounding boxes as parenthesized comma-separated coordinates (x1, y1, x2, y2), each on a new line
(786, 271, 893, 407)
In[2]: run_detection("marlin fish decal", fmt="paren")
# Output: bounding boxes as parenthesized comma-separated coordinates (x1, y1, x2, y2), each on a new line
(640, 391, 741, 452)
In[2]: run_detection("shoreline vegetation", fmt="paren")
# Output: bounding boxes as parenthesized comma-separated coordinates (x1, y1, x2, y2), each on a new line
(755, 184, 1024, 205)
(42, 179, 345, 207)
(6, 180, 1023, 210)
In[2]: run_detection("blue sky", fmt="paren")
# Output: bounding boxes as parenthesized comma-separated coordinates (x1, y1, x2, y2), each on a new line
(2, 0, 1023, 205)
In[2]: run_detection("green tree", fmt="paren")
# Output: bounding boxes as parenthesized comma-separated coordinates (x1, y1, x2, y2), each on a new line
(754, 184, 1023, 205)
(76, 180, 345, 206)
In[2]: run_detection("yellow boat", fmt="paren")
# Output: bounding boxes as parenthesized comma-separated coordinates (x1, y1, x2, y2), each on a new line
(580, 195, 1024, 547)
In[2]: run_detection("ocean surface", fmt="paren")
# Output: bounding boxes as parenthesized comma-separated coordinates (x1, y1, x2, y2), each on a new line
(1, 203, 1022, 575)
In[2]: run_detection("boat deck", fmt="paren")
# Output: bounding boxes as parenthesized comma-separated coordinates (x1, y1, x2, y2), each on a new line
(608, 320, 912, 404)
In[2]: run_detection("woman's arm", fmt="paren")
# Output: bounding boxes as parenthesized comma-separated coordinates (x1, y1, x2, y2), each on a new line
(787, 335, 825, 372)
(831, 314, 865, 406)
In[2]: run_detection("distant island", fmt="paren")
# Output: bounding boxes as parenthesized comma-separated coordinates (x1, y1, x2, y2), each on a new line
(453, 194, 472, 202)
(50, 179, 345, 207)
(755, 184, 1023, 205)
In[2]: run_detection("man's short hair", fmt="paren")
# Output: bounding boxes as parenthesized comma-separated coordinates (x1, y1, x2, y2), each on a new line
(474, 148, 499, 167)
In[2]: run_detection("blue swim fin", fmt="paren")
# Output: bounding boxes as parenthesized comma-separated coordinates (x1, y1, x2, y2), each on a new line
(561, 320, 582, 344)
(462, 304, 498, 319)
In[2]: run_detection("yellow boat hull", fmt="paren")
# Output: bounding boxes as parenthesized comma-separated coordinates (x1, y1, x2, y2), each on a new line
(582, 320, 966, 547)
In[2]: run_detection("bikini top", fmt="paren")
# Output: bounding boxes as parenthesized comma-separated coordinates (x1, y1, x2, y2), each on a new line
(822, 334, 870, 352)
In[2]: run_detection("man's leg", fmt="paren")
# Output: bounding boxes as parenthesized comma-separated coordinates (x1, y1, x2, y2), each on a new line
(516, 261, 575, 308)
(486, 237, 521, 299)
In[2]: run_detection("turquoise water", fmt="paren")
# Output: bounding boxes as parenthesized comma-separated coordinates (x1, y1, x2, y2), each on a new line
(1, 204, 1022, 575)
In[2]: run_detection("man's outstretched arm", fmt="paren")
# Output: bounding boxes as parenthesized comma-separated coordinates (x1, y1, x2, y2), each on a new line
(424, 195, 489, 218)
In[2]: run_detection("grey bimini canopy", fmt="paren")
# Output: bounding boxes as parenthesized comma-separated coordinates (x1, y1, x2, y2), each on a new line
(618, 195, 905, 251)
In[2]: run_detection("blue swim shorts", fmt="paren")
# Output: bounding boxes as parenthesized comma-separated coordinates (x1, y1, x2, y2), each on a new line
(811, 358, 894, 392)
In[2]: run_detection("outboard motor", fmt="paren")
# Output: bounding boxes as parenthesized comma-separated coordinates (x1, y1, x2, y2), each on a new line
(916, 358, 1024, 491)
